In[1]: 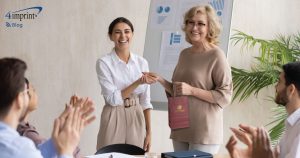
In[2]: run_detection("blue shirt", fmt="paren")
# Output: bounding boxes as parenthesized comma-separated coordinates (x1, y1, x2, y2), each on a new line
(0, 122, 71, 158)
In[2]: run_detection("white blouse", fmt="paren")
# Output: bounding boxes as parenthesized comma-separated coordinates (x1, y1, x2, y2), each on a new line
(96, 50, 153, 110)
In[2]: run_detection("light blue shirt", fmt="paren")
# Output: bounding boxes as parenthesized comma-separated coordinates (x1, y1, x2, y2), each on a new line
(0, 121, 71, 158)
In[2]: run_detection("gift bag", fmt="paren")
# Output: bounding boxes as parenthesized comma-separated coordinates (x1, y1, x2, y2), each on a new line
(168, 96, 189, 130)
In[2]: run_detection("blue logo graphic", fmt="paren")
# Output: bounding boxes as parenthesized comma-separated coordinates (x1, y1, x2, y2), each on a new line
(4, 6, 43, 28)
(156, 5, 171, 24)
(157, 6, 164, 14)
(209, 0, 224, 16)
(156, 5, 171, 14)
(170, 33, 181, 45)
(164, 6, 170, 13)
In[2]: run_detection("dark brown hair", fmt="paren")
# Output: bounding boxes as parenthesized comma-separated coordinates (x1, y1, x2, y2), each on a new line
(283, 61, 300, 93)
(0, 58, 27, 116)
(108, 17, 134, 35)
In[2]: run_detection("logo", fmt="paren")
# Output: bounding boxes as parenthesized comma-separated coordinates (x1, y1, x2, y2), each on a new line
(4, 6, 43, 28)
(156, 5, 171, 24)
(156, 6, 170, 14)
(175, 105, 185, 112)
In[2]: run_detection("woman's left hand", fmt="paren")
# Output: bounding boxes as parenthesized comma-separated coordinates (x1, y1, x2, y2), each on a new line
(173, 82, 193, 96)
(143, 133, 151, 152)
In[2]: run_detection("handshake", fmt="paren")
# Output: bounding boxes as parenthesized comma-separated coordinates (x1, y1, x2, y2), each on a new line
(139, 72, 193, 97)
(139, 72, 160, 85)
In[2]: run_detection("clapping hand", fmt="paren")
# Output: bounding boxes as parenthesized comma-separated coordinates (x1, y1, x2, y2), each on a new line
(226, 124, 254, 158)
(52, 106, 81, 156)
(73, 97, 96, 133)
(252, 127, 275, 158)
(226, 124, 278, 158)
(69, 95, 96, 129)
(61, 95, 96, 133)
(52, 95, 96, 156)
(69, 94, 79, 105)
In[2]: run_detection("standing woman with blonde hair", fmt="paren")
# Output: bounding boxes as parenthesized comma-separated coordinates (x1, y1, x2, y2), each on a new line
(146, 5, 232, 154)
(96, 17, 156, 152)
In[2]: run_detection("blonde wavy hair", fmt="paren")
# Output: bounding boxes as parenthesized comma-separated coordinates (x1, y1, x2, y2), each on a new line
(182, 5, 222, 45)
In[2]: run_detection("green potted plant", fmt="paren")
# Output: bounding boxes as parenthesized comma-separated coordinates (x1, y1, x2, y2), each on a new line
(230, 30, 300, 144)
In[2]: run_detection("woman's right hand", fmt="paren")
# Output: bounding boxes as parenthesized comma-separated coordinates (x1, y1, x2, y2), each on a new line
(143, 72, 174, 95)
(140, 72, 159, 84)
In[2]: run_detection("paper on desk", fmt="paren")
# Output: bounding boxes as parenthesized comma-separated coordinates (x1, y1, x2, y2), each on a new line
(84, 152, 138, 158)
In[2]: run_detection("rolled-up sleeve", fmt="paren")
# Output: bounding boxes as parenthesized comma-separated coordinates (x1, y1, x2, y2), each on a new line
(139, 84, 153, 110)
(210, 53, 233, 108)
(96, 59, 123, 106)
(138, 59, 153, 110)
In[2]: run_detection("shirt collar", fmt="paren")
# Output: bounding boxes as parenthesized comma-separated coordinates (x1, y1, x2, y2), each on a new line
(111, 49, 137, 65)
(0, 121, 19, 136)
(286, 108, 300, 126)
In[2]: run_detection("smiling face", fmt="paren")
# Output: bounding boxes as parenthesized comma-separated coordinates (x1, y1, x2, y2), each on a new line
(185, 13, 209, 44)
(182, 5, 221, 45)
(109, 22, 133, 52)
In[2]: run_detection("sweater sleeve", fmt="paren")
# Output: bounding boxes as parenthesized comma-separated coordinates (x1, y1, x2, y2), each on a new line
(210, 51, 233, 108)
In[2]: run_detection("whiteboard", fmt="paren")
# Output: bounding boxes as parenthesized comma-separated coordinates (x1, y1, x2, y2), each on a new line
(143, 0, 234, 110)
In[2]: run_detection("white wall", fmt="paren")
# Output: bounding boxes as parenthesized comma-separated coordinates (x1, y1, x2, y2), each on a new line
(0, 0, 300, 156)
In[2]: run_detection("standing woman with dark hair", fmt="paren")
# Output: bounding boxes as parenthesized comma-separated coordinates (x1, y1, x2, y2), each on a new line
(96, 17, 157, 151)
